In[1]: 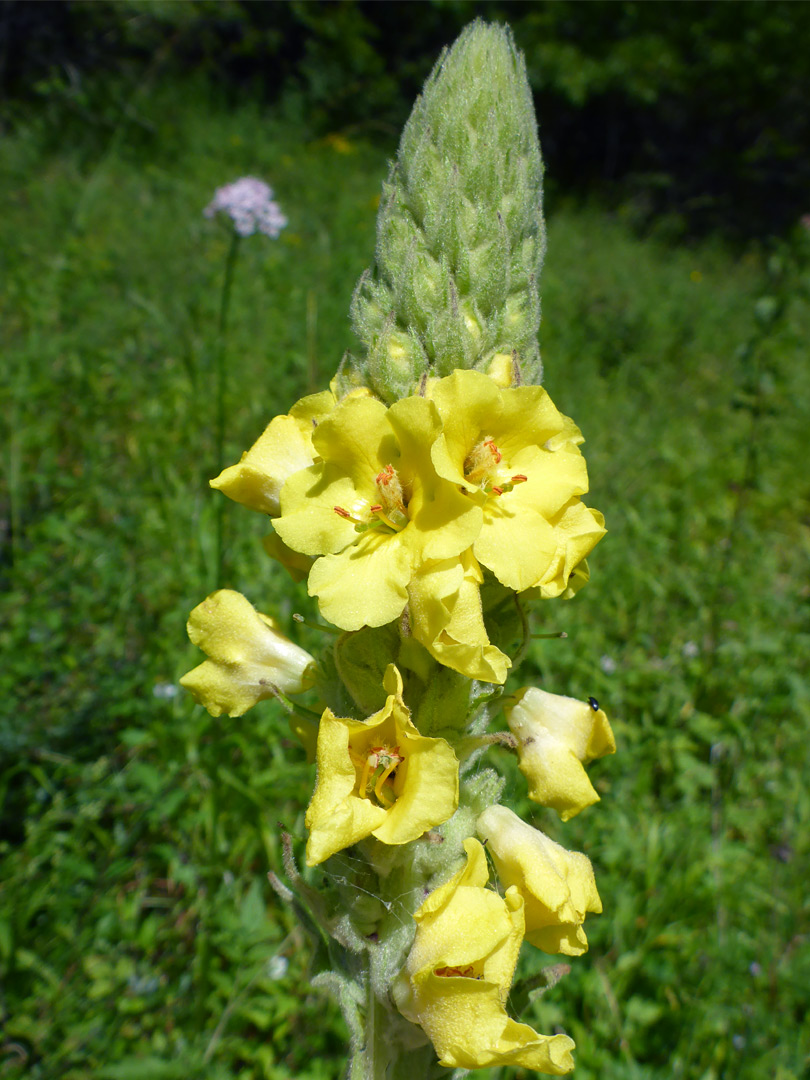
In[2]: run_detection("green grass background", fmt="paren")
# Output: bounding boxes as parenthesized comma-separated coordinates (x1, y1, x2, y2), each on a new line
(1, 82, 809, 1080)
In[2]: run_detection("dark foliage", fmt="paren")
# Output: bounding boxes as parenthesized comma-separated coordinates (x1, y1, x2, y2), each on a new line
(1, 0, 809, 238)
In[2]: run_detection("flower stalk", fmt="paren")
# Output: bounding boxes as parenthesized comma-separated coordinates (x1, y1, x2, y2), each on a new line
(213, 230, 240, 588)
(183, 20, 615, 1077)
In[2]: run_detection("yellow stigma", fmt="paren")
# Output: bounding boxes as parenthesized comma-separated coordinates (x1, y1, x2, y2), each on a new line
(350, 743, 405, 808)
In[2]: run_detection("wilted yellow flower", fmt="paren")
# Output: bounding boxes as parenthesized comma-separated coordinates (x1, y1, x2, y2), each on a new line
(428, 370, 605, 595)
(274, 393, 481, 631)
(210, 389, 338, 516)
(506, 687, 616, 820)
(305, 666, 458, 866)
(393, 837, 575, 1073)
(477, 805, 601, 955)
(180, 590, 315, 717)
(408, 549, 510, 684)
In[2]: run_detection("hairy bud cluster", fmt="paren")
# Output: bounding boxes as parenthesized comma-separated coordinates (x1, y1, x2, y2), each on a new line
(338, 21, 545, 403)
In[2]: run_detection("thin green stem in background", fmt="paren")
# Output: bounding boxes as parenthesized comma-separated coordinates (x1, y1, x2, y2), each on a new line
(213, 231, 241, 589)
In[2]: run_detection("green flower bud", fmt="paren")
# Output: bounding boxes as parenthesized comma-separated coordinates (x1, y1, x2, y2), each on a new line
(336, 20, 545, 402)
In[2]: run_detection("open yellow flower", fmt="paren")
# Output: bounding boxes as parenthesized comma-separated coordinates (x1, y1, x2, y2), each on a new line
(506, 687, 616, 820)
(180, 590, 315, 717)
(393, 837, 575, 1073)
(428, 369, 605, 595)
(305, 666, 458, 866)
(210, 389, 338, 516)
(274, 393, 482, 631)
(408, 549, 510, 684)
(477, 805, 602, 956)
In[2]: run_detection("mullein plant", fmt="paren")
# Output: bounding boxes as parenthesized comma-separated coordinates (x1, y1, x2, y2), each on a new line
(182, 21, 615, 1078)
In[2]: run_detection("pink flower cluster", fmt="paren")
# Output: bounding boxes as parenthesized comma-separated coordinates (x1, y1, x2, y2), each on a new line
(204, 177, 287, 238)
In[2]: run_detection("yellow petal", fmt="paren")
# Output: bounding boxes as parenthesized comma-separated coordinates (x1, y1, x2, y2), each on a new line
(496, 384, 573, 460)
(210, 390, 335, 515)
(409, 553, 510, 684)
(180, 590, 315, 717)
(473, 493, 558, 593)
(308, 530, 412, 631)
(405, 972, 575, 1072)
(429, 370, 501, 491)
(393, 838, 575, 1073)
(486, 352, 516, 388)
(311, 394, 392, 489)
(530, 501, 606, 600)
(477, 805, 602, 956)
(305, 708, 388, 866)
(372, 723, 458, 845)
(274, 463, 363, 556)
(507, 687, 616, 820)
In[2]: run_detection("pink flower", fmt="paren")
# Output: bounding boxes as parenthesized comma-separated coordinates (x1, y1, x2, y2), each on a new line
(204, 177, 287, 238)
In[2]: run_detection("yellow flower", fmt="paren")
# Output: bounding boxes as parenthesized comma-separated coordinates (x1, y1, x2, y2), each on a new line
(393, 838, 575, 1073)
(210, 389, 338, 516)
(408, 549, 510, 684)
(477, 805, 601, 956)
(305, 666, 458, 866)
(274, 393, 482, 631)
(180, 590, 315, 717)
(428, 370, 605, 595)
(506, 688, 616, 820)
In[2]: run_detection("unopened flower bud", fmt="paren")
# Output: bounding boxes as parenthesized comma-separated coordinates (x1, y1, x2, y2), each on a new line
(181, 590, 315, 717)
(335, 21, 546, 403)
(477, 804, 601, 955)
(506, 687, 615, 820)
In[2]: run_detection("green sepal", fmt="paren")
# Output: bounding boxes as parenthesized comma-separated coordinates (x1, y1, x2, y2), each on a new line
(333, 623, 401, 716)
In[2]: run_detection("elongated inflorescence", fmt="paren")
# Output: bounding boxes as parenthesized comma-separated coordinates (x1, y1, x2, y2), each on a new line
(182, 21, 614, 1078)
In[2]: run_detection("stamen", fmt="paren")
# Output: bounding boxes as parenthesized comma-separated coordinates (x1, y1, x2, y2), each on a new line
(374, 760, 399, 806)
(376, 464, 396, 488)
(435, 965, 478, 979)
(464, 435, 503, 485)
(484, 437, 502, 465)
(372, 508, 403, 533)
(374, 463, 406, 518)
(358, 752, 376, 800)
(353, 743, 403, 806)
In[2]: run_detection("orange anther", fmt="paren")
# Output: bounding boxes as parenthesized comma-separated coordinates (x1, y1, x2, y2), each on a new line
(483, 437, 502, 464)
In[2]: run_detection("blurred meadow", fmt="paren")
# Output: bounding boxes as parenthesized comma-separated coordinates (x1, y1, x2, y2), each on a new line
(1, 4, 809, 1079)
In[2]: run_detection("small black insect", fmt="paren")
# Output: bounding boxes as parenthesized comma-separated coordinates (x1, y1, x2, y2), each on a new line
(588, 696, 600, 711)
